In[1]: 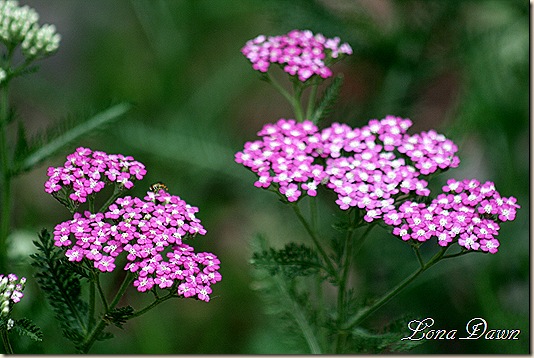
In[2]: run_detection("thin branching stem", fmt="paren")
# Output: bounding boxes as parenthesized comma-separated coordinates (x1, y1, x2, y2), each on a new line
(0, 83, 10, 273)
(275, 273, 322, 354)
(292, 81, 305, 122)
(309, 197, 318, 233)
(413, 246, 425, 268)
(290, 202, 337, 279)
(1, 329, 13, 354)
(80, 272, 134, 353)
(88, 280, 96, 330)
(129, 291, 175, 319)
(335, 213, 356, 353)
(343, 246, 450, 330)
(305, 80, 319, 120)
(98, 185, 123, 212)
(95, 273, 108, 312)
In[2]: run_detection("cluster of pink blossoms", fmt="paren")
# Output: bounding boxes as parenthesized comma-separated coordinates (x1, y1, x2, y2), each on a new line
(0, 273, 26, 316)
(44, 147, 147, 203)
(241, 29, 353, 81)
(52, 189, 221, 302)
(235, 116, 460, 222)
(384, 179, 520, 254)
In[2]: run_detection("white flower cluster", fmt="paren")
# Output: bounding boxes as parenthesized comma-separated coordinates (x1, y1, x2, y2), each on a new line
(0, 0, 60, 59)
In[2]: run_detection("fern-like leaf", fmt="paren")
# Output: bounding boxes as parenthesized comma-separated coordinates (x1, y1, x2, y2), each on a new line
(30, 229, 89, 348)
(105, 306, 134, 329)
(13, 102, 131, 175)
(345, 315, 426, 353)
(13, 318, 43, 342)
(310, 74, 344, 124)
(251, 242, 323, 278)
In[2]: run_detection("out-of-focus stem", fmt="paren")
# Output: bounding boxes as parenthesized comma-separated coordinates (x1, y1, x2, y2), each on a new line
(343, 246, 449, 330)
(0, 78, 11, 273)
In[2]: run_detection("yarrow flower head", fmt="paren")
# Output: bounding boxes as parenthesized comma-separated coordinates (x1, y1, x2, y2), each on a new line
(385, 178, 520, 253)
(241, 29, 352, 82)
(44, 147, 147, 203)
(0, 0, 60, 59)
(236, 115, 460, 221)
(0, 273, 26, 318)
(52, 188, 221, 302)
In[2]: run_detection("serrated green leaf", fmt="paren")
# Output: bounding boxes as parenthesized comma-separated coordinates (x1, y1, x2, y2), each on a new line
(15, 102, 131, 174)
(105, 306, 134, 329)
(310, 75, 344, 124)
(30, 229, 89, 347)
(252, 242, 323, 278)
(13, 318, 43, 342)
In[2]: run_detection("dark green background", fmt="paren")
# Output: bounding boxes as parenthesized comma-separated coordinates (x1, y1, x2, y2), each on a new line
(5, 0, 529, 354)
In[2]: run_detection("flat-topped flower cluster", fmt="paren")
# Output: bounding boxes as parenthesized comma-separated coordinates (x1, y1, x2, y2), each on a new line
(242, 29, 352, 82)
(45, 147, 147, 203)
(45, 148, 220, 302)
(52, 188, 220, 301)
(236, 116, 459, 220)
(235, 116, 519, 253)
(385, 178, 519, 253)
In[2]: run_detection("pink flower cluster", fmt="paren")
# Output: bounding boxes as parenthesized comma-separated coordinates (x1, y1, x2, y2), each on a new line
(241, 29, 352, 81)
(0, 274, 26, 315)
(52, 189, 221, 301)
(44, 147, 147, 203)
(385, 179, 520, 254)
(235, 116, 460, 222)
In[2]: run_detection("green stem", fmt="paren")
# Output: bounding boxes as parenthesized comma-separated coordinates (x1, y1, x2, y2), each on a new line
(276, 274, 322, 354)
(1, 329, 13, 354)
(96, 273, 108, 312)
(88, 280, 95, 330)
(292, 81, 305, 122)
(98, 185, 123, 212)
(351, 222, 375, 257)
(88, 196, 95, 213)
(335, 226, 355, 352)
(342, 246, 449, 330)
(413, 246, 425, 268)
(305, 81, 319, 119)
(290, 202, 337, 279)
(265, 73, 305, 122)
(0, 77, 11, 273)
(129, 291, 175, 319)
(80, 272, 134, 353)
(309, 197, 317, 233)
(335, 220, 374, 353)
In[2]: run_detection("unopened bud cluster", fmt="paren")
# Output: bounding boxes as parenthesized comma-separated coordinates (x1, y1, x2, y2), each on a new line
(0, 273, 26, 318)
(0, 0, 60, 59)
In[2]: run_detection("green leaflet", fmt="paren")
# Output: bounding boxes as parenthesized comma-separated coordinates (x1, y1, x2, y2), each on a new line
(251, 242, 324, 279)
(12, 318, 43, 342)
(309, 75, 343, 125)
(30, 229, 90, 350)
(14, 102, 131, 175)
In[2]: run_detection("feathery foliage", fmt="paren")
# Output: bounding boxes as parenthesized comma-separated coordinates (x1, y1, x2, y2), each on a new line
(310, 74, 344, 124)
(30, 229, 90, 349)
(11, 318, 43, 343)
(13, 103, 131, 175)
(251, 242, 323, 278)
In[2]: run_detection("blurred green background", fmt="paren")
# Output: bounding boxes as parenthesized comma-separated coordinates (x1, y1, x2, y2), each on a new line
(5, 0, 528, 354)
